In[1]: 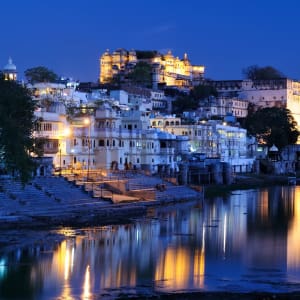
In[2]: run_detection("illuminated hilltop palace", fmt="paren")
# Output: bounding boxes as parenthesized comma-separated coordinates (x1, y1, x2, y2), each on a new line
(99, 49, 205, 88)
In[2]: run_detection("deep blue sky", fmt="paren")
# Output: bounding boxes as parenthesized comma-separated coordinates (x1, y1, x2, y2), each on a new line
(2, 0, 300, 82)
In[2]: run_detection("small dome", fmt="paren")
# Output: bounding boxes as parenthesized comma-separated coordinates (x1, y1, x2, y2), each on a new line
(4, 57, 17, 71)
(269, 144, 278, 152)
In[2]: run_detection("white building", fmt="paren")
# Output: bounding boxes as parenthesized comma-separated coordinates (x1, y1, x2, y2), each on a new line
(150, 115, 254, 173)
(210, 78, 300, 135)
(239, 79, 300, 130)
(197, 97, 248, 119)
(33, 93, 186, 174)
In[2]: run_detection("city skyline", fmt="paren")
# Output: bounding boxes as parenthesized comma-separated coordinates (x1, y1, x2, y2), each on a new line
(2, 0, 300, 82)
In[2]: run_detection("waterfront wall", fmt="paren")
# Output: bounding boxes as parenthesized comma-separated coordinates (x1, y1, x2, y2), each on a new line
(178, 161, 233, 185)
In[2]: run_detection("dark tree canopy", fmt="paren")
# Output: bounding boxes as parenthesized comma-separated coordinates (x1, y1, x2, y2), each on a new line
(243, 65, 284, 80)
(127, 61, 152, 87)
(135, 50, 158, 59)
(190, 84, 218, 100)
(0, 77, 38, 183)
(172, 84, 218, 114)
(25, 66, 58, 84)
(172, 94, 197, 114)
(244, 107, 299, 150)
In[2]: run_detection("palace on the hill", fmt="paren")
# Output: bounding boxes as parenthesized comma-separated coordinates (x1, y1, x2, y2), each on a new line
(99, 49, 205, 88)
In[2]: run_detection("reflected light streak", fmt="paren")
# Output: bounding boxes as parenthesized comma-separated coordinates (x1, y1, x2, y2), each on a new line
(55, 240, 75, 300)
(0, 258, 7, 278)
(194, 226, 205, 287)
(259, 190, 269, 220)
(82, 265, 91, 300)
(223, 213, 227, 256)
(155, 247, 190, 290)
(64, 246, 70, 280)
(287, 188, 300, 270)
(71, 246, 75, 273)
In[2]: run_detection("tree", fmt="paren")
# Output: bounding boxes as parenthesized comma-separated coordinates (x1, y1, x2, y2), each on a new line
(243, 65, 284, 80)
(244, 107, 299, 150)
(135, 50, 158, 59)
(0, 76, 38, 183)
(24, 66, 58, 84)
(172, 83, 218, 114)
(172, 94, 197, 114)
(127, 61, 152, 87)
(190, 84, 218, 100)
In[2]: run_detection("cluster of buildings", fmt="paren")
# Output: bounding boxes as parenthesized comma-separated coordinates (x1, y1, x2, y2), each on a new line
(2, 50, 300, 179)
(100, 49, 205, 88)
(30, 81, 253, 177)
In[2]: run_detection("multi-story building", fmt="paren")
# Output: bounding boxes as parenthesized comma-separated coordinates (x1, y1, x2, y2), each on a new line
(239, 79, 300, 128)
(33, 86, 187, 175)
(150, 115, 254, 173)
(197, 97, 248, 119)
(99, 49, 205, 88)
(209, 78, 300, 133)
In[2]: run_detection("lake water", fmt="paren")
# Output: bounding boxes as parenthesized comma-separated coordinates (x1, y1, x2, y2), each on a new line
(1, 185, 300, 299)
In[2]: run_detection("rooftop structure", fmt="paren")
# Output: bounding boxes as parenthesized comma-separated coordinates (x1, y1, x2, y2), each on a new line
(2, 57, 17, 81)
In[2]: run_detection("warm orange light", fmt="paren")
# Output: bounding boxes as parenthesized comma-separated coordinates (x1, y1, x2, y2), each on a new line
(63, 127, 71, 136)
(287, 187, 300, 270)
(82, 265, 91, 300)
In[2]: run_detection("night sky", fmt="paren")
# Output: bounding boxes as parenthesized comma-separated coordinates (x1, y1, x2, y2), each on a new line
(2, 0, 300, 82)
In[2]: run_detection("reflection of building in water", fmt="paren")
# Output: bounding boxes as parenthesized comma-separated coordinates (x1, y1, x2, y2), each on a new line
(46, 239, 75, 299)
(245, 187, 295, 271)
(82, 265, 91, 300)
(204, 194, 247, 256)
(4, 188, 300, 298)
(287, 186, 300, 272)
(155, 247, 191, 290)
(258, 189, 269, 221)
(193, 226, 205, 287)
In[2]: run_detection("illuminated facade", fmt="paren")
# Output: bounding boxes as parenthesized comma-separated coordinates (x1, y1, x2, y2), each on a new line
(151, 115, 254, 172)
(32, 85, 185, 173)
(99, 49, 205, 88)
(198, 97, 248, 119)
(211, 78, 300, 137)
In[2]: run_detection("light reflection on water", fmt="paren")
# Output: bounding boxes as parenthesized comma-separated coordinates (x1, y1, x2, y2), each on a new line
(1, 186, 300, 299)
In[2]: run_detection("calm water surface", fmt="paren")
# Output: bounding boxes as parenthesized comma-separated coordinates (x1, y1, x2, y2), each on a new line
(1, 185, 300, 299)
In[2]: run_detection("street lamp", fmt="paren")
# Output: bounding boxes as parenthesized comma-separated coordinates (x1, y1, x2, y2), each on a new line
(84, 118, 91, 181)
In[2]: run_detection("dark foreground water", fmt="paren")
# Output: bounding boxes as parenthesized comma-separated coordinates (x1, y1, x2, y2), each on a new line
(1, 185, 300, 299)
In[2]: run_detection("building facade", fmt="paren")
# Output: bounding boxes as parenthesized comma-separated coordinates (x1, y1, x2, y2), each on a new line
(150, 115, 254, 172)
(210, 78, 300, 134)
(32, 85, 187, 175)
(99, 49, 205, 88)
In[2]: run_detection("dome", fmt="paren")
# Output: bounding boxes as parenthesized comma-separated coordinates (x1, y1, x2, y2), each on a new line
(269, 144, 278, 152)
(4, 57, 17, 71)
